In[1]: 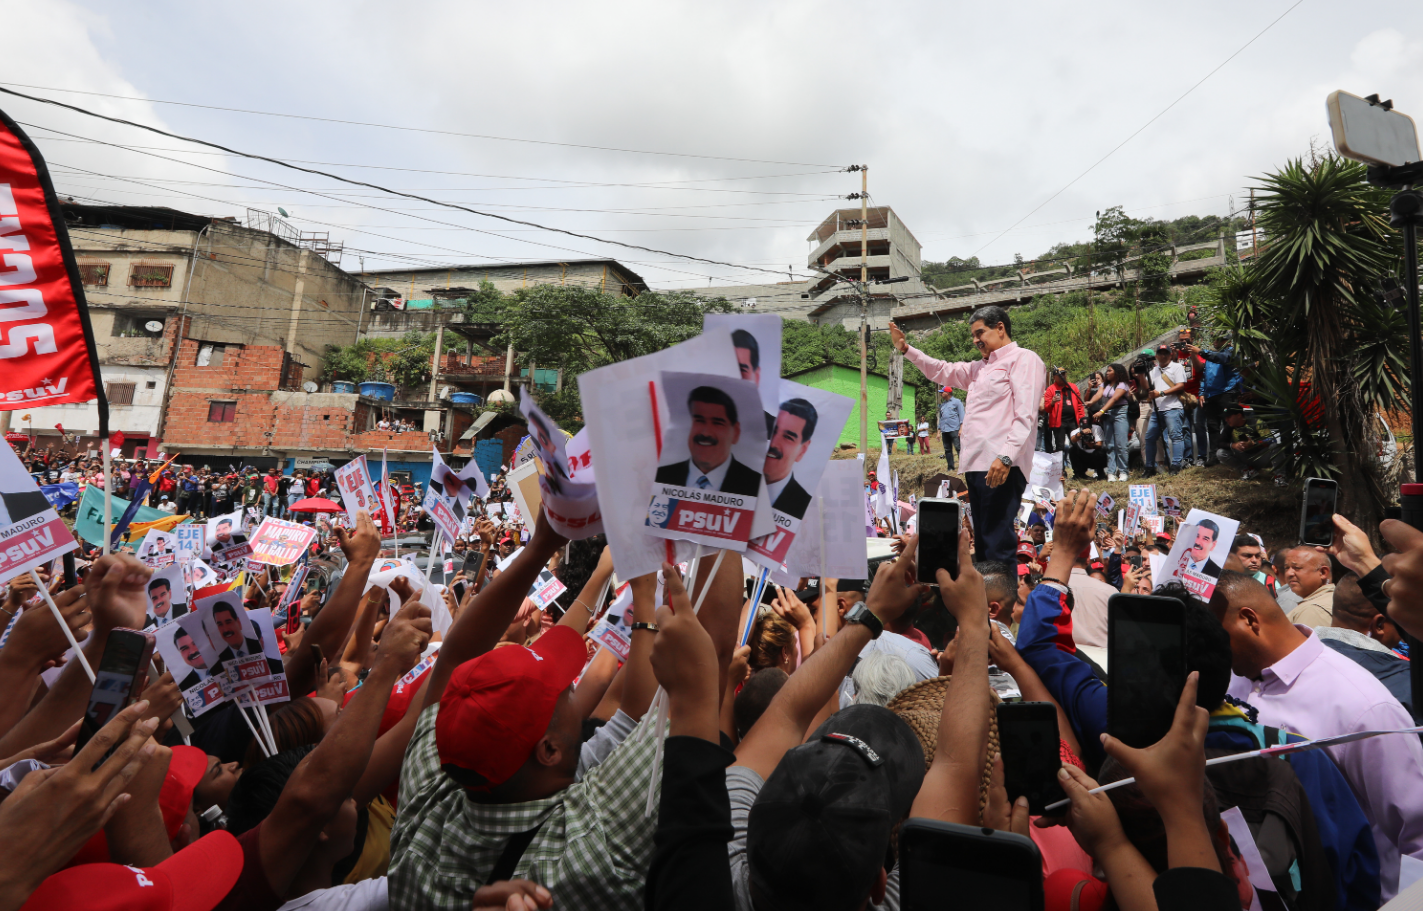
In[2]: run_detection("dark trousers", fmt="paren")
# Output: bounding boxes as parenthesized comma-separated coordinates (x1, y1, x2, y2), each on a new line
(965, 466, 1027, 563)
(1045, 424, 1074, 454)
(1202, 393, 1237, 460)
(942, 431, 960, 470)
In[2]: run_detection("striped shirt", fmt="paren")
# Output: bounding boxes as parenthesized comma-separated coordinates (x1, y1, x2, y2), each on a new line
(387, 704, 662, 911)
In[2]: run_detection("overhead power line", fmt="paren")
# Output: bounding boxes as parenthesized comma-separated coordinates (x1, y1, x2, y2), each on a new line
(0, 81, 843, 169)
(2, 88, 819, 280)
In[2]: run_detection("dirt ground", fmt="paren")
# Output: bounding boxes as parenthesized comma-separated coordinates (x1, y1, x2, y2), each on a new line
(834, 446, 1306, 548)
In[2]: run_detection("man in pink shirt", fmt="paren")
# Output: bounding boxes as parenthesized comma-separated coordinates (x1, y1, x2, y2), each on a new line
(1214, 570, 1423, 900)
(890, 305, 1045, 561)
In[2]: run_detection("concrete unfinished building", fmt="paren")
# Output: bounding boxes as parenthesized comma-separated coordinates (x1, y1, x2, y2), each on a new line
(801, 206, 932, 330)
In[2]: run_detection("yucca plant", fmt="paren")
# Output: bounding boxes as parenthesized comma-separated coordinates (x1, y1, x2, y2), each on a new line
(1209, 155, 1409, 529)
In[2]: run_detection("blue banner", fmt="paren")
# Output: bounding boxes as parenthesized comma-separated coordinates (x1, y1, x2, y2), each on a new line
(40, 481, 79, 510)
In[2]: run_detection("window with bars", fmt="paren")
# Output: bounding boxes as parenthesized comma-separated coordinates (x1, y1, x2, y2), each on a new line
(78, 263, 110, 286)
(106, 382, 136, 406)
(280, 351, 304, 390)
(129, 263, 174, 288)
(208, 401, 237, 423)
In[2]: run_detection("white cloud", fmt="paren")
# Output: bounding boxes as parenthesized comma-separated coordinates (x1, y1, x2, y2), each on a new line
(4, 0, 1420, 289)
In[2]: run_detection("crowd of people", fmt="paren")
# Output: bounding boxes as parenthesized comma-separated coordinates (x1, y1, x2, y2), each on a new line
(888, 326, 1281, 485)
(4, 458, 1423, 909)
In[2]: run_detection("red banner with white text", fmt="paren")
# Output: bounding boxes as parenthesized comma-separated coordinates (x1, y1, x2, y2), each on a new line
(0, 109, 104, 410)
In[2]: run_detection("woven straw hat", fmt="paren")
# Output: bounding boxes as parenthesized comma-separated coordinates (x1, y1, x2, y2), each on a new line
(886, 675, 1001, 812)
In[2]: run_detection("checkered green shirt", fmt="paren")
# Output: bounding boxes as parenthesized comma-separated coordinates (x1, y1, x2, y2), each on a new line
(387, 703, 663, 911)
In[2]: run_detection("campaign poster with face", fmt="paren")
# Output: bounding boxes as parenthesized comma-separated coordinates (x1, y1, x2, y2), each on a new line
(877, 420, 915, 440)
(0, 438, 79, 585)
(248, 518, 317, 566)
(646, 371, 766, 550)
(587, 582, 635, 661)
(174, 524, 205, 563)
(143, 564, 190, 629)
(1155, 508, 1239, 600)
(137, 529, 178, 568)
(196, 590, 271, 687)
(160, 613, 225, 717)
(703, 313, 782, 420)
(1096, 493, 1115, 519)
(747, 382, 852, 568)
(520, 395, 602, 540)
(334, 456, 380, 526)
(1162, 496, 1183, 517)
(244, 609, 291, 705)
(1129, 484, 1159, 517)
(206, 510, 246, 549)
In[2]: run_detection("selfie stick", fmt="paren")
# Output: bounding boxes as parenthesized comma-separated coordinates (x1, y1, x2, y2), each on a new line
(1044, 724, 1423, 813)
(1367, 154, 1423, 721)
(30, 567, 94, 683)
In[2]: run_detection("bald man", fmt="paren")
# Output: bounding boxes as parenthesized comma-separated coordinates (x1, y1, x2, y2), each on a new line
(1283, 546, 1335, 628)
(1211, 570, 1423, 899)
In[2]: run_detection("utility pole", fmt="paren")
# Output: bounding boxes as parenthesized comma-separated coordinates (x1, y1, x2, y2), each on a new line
(858, 165, 869, 457)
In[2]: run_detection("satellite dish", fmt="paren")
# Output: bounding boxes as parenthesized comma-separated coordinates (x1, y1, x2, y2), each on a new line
(144, 320, 164, 333)
(278, 207, 290, 218)
(302, 381, 319, 393)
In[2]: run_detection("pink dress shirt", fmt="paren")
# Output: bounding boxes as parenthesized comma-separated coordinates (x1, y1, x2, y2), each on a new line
(905, 342, 1045, 475)
(1227, 627, 1423, 900)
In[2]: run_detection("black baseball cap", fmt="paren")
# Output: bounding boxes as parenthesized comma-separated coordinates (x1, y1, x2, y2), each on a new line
(746, 705, 925, 911)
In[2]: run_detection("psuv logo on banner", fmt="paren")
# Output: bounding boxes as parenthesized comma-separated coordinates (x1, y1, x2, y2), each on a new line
(0, 111, 104, 411)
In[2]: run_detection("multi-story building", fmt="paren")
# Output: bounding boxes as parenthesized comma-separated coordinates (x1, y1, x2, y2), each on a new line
(800, 206, 933, 330)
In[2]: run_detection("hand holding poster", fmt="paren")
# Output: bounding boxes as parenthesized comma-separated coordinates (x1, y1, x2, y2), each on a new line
(334, 456, 380, 525)
(248, 517, 318, 566)
(645, 372, 766, 550)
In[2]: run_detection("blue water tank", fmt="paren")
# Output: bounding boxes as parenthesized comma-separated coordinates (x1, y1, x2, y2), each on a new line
(359, 382, 395, 401)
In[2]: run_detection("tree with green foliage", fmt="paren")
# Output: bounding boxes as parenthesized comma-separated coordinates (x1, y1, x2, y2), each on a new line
(498, 285, 734, 379)
(1208, 154, 1411, 527)
(321, 331, 438, 387)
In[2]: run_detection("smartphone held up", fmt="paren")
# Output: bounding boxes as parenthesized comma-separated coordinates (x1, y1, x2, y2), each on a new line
(1300, 477, 1338, 548)
(77, 628, 156, 756)
(916, 498, 961, 585)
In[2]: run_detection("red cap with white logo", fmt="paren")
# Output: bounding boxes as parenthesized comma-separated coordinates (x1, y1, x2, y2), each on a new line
(21, 831, 242, 911)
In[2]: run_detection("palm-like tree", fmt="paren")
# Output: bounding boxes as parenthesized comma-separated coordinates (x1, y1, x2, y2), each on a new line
(1211, 155, 1410, 528)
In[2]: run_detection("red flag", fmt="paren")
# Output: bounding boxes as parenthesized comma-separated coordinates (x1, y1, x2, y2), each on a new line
(0, 110, 104, 411)
(53, 422, 63, 434)
(110, 429, 125, 447)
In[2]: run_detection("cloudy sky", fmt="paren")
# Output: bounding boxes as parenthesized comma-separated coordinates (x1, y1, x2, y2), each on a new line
(5, 0, 1421, 296)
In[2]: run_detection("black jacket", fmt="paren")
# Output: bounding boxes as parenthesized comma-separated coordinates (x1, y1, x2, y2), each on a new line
(1321, 638, 1419, 722)
(1, 489, 52, 524)
(770, 476, 811, 519)
(645, 736, 735, 911)
(655, 458, 761, 498)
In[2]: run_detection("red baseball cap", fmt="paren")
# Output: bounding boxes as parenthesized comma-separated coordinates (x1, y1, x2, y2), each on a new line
(1017, 564, 1031, 577)
(1045, 868, 1109, 911)
(436, 625, 585, 789)
(1015, 542, 1036, 562)
(22, 831, 242, 911)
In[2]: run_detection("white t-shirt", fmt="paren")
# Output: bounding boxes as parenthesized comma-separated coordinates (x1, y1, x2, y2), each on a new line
(1149, 361, 1188, 411)
(277, 877, 387, 911)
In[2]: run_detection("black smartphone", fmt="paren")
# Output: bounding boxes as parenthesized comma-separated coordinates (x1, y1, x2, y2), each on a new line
(1300, 477, 1338, 547)
(451, 580, 467, 604)
(899, 818, 1043, 911)
(1126, 554, 1143, 569)
(62, 552, 77, 589)
(916, 498, 961, 585)
(76, 628, 156, 755)
(996, 702, 1066, 815)
(1107, 594, 1187, 749)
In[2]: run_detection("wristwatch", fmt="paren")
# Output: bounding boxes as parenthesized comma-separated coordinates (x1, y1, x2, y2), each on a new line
(996, 455, 1013, 468)
(841, 601, 883, 639)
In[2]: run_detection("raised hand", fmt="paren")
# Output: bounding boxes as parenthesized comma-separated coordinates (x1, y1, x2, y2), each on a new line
(936, 527, 987, 625)
(771, 586, 813, 632)
(376, 602, 432, 674)
(651, 563, 720, 742)
(85, 555, 152, 634)
(866, 534, 929, 629)
(335, 510, 381, 565)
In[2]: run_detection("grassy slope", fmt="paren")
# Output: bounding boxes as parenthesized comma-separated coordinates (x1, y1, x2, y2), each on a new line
(835, 448, 1304, 549)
